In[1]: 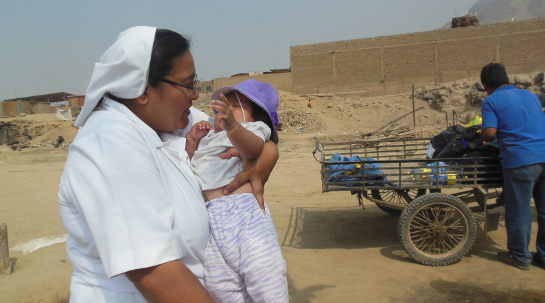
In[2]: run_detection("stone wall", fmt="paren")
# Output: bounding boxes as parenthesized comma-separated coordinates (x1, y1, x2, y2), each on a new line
(291, 19, 545, 96)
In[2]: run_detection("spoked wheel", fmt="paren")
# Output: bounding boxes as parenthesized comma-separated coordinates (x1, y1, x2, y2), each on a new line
(398, 193, 477, 266)
(371, 189, 427, 215)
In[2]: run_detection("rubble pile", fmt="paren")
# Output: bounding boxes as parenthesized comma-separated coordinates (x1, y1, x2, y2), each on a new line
(0, 120, 47, 146)
(277, 108, 326, 133)
(451, 15, 479, 28)
(0, 119, 74, 151)
(415, 72, 545, 120)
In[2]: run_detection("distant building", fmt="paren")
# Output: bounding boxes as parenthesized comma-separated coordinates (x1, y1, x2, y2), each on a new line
(231, 73, 250, 77)
(67, 95, 85, 108)
(231, 68, 291, 78)
(263, 68, 291, 74)
(3, 92, 73, 103)
(193, 67, 292, 94)
(1, 92, 75, 116)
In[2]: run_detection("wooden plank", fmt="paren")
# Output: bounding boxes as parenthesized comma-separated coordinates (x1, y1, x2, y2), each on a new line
(473, 187, 489, 239)
(0, 223, 11, 274)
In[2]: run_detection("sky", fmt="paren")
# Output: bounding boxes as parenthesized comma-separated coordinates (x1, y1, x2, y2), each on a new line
(0, 0, 479, 101)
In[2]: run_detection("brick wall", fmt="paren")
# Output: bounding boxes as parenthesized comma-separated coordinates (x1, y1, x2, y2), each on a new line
(67, 96, 85, 108)
(291, 18, 545, 96)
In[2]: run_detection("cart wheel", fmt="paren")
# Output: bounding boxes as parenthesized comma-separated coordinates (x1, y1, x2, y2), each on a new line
(398, 193, 477, 266)
(371, 189, 427, 215)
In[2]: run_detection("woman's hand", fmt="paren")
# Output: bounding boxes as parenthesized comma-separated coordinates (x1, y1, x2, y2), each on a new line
(222, 141, 279, 210)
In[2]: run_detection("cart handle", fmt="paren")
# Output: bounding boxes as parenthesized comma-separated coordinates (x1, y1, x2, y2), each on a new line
(313, 137, 324, 162)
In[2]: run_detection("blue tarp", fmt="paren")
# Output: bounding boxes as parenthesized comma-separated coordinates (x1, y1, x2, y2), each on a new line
(326, 153, 389, 186)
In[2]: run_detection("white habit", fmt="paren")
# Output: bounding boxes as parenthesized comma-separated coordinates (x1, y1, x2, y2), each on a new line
(59, 97, 210, 302)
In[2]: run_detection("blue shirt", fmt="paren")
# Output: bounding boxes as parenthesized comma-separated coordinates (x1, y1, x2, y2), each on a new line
(481, 85, 545, 169)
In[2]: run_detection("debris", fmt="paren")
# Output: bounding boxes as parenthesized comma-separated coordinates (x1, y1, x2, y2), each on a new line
(535, 72, 544, 84)
(515, 75, 533, 86)
(10, 142, 31, 151)
(54, 136, 65, 148)
(451, 15, 479, 28)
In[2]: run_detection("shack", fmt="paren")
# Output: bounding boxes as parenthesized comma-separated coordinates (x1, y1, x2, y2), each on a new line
(1, 92, 75, 116)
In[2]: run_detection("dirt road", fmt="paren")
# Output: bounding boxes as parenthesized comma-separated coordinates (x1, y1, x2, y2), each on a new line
(1, 92, 545, 302)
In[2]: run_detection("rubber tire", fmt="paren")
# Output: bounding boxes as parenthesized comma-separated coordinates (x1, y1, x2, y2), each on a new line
(371, 189, 427, 216)
(398, 193, 477, 266)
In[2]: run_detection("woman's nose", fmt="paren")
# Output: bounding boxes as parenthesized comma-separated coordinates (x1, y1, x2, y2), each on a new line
(191, 89, 200, 100)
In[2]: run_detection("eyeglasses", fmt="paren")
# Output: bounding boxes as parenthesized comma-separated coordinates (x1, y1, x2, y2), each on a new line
(150, 74, 199, 96)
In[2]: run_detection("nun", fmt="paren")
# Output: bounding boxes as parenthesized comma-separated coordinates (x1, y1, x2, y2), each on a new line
(59, 26, 278, 302)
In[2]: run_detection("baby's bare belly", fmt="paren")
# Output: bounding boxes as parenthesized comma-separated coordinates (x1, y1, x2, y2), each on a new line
(203, 182, 253, 201)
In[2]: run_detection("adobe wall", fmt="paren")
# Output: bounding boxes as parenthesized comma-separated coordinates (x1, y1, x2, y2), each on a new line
(197, 73, 291, 94)
(1, 101, 19, 116)
(1, 101, 59, 116)
(291, 19, 545, 96)
(29, 102, 54, 114)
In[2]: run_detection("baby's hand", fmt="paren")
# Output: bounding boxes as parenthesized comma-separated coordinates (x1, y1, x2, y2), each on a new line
(187, 121, 212, 142)
(210, 94, 237, 132)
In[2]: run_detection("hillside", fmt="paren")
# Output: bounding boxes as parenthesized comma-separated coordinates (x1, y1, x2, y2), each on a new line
(441, 0, 545, 28)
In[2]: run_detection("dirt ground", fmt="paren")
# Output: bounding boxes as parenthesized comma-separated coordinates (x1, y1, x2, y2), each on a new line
(1, 80, 545, 302)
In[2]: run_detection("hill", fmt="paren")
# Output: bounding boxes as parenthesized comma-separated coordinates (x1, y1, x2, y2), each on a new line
(441, 0, 545, 29)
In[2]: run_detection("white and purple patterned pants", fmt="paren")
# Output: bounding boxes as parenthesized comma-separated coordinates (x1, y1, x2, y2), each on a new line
(204, 193, 288, 303)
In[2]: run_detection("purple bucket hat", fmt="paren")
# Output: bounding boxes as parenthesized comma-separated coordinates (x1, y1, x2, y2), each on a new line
(211, 79, 280, 144)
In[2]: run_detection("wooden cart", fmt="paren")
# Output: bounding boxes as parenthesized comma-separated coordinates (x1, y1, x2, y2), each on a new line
(313, 137, 504, 265)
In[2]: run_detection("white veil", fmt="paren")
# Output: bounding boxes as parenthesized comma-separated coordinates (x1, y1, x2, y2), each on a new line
(74, 26, 156, 127)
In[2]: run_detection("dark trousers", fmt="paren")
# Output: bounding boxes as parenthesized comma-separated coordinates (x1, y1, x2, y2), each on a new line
(503, 163, 545, 264)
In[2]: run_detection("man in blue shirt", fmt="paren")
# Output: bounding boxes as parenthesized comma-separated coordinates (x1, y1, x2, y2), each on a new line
(481, 63, 545, 270)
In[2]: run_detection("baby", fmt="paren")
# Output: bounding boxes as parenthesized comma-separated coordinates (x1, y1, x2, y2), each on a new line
(185, 79, 288, 303)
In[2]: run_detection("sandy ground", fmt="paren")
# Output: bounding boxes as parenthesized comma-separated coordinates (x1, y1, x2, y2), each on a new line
(1, 89, 545, 303)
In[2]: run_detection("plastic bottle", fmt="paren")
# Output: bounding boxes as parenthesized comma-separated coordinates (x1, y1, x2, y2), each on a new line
(410, 168, 432, 185)
(411, 162, 467, 185)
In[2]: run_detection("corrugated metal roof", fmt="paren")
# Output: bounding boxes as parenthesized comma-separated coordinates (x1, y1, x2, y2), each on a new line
(3, 92, 75, 102)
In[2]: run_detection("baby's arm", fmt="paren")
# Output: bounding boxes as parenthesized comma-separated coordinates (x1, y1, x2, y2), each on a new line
(185, 121, 213, 159)
(211, 94, 264, 159)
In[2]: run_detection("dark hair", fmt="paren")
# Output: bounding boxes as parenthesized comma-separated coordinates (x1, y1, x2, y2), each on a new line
(250, 102, 269, 124)
(148, 29, 191, 87)
(480, 63, 509, 89)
